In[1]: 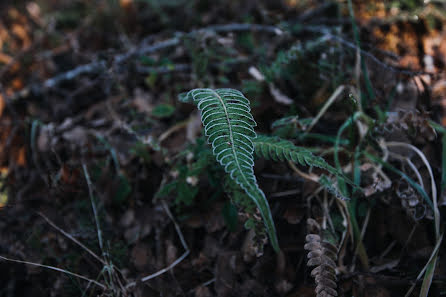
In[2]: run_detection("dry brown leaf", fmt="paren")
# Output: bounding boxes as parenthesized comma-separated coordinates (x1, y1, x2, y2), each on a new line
(131, 244, 150, 271)
(16, 146, 26, 166)
(131, 88, 153, 114)
(0, 95, 5, 118)
(195, 286, 212, 297)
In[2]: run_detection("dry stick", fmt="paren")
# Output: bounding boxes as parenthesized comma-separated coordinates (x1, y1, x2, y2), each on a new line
(322, 190, 336, 236)
(37, 212, 106, 265)
(125, 201, 190, 289)
(82, 163, 105, 252)
(187, 278, 216, 294)
(196, 23, 283, 35)
(287, 161, 319, 182)
(44, 61, 107, 89)
(325, 33, 427, 76)
(158, 120, 190, 143)
(379, 240, 398, 261)
(298, 24, 426, 76)
(305, 84, 345, 134)
(270, 188, 301, 198)
(350, 207, 371, 268)
(8, 23, 282, 102)
(82, 163, 120, 293)
(135, 63, 191, 74)
(335, 198, 350, 273)
(82, 163, 127, 296)
(0, 255, 106, 289)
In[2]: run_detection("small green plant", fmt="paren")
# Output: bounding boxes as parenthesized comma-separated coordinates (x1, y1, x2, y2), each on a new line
(180, 88, 280, 250)
(179, 88, 351, 252)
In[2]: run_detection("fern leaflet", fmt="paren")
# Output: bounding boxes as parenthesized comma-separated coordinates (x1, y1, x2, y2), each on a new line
(253, 135, 339, 174)
(180, 88, 279, 252)
(253, 135, 351, 199)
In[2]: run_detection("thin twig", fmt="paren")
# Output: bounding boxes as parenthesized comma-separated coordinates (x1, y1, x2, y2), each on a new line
(270, 188, 301, 198)
(44, 61, 107, 89)
(82, 163, 105, 252)
(325, 33, 427, 76)
(37, 212, 106, 265)
(351, 207, 371, 267)
(8, 23, 282, 102)
(196, 23, 283, 35)
(287, 160, 319, 182)
(135, 63, 191, 74)
(0, 255, 106, 289)
(82, 163, 125, 294)
(125, 201, 190, 289)
(305, 85, 345, 134)
(158, 120, 190, 143)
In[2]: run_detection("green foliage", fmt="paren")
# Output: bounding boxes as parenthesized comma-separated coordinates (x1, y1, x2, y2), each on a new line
(271, 115, 313, 138)
(261, 36, 330, 82)
(155, 137, 217, 208)
(180, 88, 279, 252)
(253, 135, 350, 200)
(241, 80, 264, 99)
(271, 115, 311, 129)
(113, 174, 132, 203)
(389, 0, 424, 10)
(129, 141, 152, 163)
(156, 166, 199, 208)
(152, 103, 176, 118)
(222, 201, 238, 232)
(253, 135, 338, 176)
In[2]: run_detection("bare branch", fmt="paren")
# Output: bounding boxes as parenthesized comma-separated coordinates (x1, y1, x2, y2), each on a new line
(125, 201, 190, 289)
(0, 255, 106, 289)
(37, 212, 106, 265)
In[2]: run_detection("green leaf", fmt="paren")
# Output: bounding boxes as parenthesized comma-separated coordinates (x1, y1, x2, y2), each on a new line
(155, 181, 178, 198)
(253, 135, 356, 200)
(222, 202, 238, 232)
(178, 92, 192, 103)
(182, 88, 279, 252)
(114, 174, 131, 203)
(152, 104, 175, 118)
(254, 135, 344, 177)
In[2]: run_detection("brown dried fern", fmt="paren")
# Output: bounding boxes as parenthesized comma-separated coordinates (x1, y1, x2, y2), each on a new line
(304, 218, 338, 297)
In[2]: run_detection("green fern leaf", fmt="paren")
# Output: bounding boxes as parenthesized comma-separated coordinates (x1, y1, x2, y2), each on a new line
(253, 135, 351, 199)
(182, 88, 279, 252)
(253, 135, 339, 174)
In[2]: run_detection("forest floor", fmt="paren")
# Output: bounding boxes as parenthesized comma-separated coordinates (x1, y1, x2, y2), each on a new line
(1, 1, 446, 296)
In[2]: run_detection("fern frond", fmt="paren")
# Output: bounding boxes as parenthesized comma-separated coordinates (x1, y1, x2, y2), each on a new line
(253, 135, 351, 200)
(181, 88, 279, 252)
(305, 218, 339, 297)
(253, 135, 339, 175)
